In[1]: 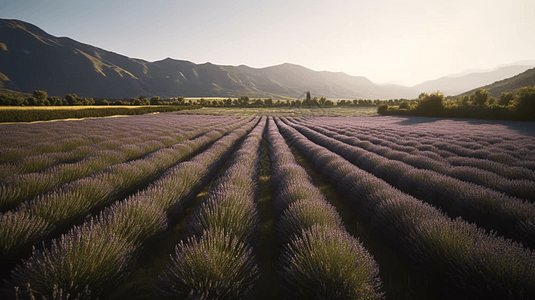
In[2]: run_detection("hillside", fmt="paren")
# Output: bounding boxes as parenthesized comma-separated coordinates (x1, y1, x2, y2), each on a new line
(0, 19, 417, 100)
(413, 65, 535, 96)
(459, 67, 535, 97)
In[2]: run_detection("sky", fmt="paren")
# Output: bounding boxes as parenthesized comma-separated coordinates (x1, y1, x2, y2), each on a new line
(2, 0, 534, 86)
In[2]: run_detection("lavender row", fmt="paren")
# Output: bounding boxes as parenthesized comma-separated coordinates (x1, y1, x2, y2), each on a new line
(266, 117, 383, 299)
(297, 116, 535, 178)
(320, 117, 535, 179)
(4, 118, 259, 299)
(275, 118, 535, 299)
(295, 117, 535, 182)
(0, 115, 230, 180)
(0, 118, 254, 265)
(295, 116, 535, 170)
(0, 114, 230, 151)
(0, 114, 231, 180)
(0, 116, 238, 212)
(291, 118, 535, 201)
(324, 116, 535, 161)
(157, 117, 266, 299)
(282, 118, 535, 250)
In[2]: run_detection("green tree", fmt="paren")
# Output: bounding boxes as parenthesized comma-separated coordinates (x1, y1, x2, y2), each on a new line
(514, 86, 535, 119)
(237, 96, 249, 106)
(470, 88, 490, 107)
(33, 90, 47, 100)
(82, 98, 95, 105)
(65, 94, 80, 106)
(416, 91, 444, 115)
(26, 97, 37, 106)
(499, 92, 514, 106)
(150, 96, 162, 105)
(377, 104, 389, 114)
(130, 98, 142, 106)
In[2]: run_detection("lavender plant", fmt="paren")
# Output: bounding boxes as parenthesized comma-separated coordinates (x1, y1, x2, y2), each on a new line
(283, 118, 535, 249)
(276, 117, 535, 299)
(266, 117, 384, 300)
(5, 118, 259, 299)
(157, 118, 266, 299)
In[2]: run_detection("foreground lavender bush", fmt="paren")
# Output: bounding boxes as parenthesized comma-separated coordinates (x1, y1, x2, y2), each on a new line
(0, 211, 53, 263)
(6, 223, 137, 299)
(276, 117, 535, 299)
(266, 117, 383, 300)
(282, 224, 382, 300)
(157, 118, 265, 299)
(157, 229, 259, 300)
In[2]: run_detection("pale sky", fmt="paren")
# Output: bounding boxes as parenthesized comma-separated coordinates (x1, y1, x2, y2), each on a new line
(2, 0, 534, 86)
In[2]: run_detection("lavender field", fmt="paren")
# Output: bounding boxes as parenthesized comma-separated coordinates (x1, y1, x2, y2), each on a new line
(1, 113, 534, 299)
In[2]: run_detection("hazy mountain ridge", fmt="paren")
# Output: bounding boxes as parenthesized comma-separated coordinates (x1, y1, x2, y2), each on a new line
(414, 65, 535, 96)
(459, 67, 535, 98)
(0, 18, 532, 100)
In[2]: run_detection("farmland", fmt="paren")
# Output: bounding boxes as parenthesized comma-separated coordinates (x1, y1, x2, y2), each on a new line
(1, 112, 534, 299)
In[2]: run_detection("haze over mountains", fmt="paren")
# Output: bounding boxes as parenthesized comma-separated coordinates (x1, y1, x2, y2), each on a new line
(1, 19, 533, 100)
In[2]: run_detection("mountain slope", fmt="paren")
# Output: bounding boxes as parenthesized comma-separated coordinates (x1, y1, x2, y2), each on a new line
(413, 65, 535, 96)
(459, 67, 535, 97)
(0, 18, 419, 99)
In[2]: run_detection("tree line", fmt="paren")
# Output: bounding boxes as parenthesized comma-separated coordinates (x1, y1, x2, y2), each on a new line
(1, 90, 410, 108)
(0, 91, 183, 107)
(378, 86, 535, 121)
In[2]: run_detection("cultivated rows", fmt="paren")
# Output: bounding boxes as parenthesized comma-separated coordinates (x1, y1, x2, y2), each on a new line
(281, 117, 535, 250)
(266, 117, 383, 299)
(0, 114, 534, 299)
(276, 117, 535, 299)
(4, 115, 259, 298)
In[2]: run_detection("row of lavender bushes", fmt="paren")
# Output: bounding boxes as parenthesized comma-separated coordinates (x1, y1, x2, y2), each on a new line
(293, 117, 535, 200)
(275, 118, 535, 299)
(0, 115, 233, 180)
(283, 118, 535, 250)
(3, 118, 258, 299)
(157, 117, 267, 299)
(294, 116, 535, 174)
(0, 114, 229, 164)
(0, 117, 253, 267)
(266, 117, 384, 299)
(336, 116, 535, 161)
(0, 116, 237, 211)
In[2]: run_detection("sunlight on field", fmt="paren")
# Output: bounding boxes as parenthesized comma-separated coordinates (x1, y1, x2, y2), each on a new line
(178, 106, 378, 117)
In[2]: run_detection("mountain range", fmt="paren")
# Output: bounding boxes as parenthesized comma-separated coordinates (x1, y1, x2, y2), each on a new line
(0, 18, 533, 100)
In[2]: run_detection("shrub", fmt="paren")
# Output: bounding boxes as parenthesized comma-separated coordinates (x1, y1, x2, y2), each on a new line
(514, 86, 535, 120)
(7, 226, 137, 299)
(282, 225, 383, 300)
(377, 104, 388, 114)
(399, 101, 409, 109)
(157, 229, 259, 299)
(416, 92, 444, 115)
(470, 88, 490, 107)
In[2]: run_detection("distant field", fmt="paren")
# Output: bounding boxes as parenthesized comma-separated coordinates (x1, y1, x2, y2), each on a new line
(0, 105, 199, 123)
(178, 106, 378, 117)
